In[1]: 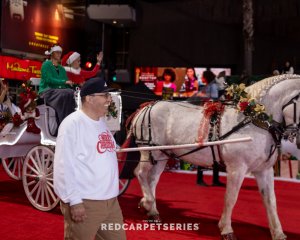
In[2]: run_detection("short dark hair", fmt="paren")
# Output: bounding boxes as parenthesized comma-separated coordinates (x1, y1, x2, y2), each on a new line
(202, 70, 216, 84)
(81, 96, 87, 104)
(162, 68, 176, 82)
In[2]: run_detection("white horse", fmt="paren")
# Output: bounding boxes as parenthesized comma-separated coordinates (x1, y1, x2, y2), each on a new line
(128, 75, 300, 240)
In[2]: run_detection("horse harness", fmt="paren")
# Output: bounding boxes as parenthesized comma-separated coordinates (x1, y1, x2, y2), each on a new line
(131, 98, 296, 166)
(133, 101, 159, 164)
(281, 93, 300, 141)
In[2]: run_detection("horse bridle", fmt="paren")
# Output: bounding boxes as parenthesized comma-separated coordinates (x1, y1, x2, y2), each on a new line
(281, 93, 300, 141)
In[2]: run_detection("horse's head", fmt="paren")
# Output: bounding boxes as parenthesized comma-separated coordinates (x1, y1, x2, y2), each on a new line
(247, 75, 300, 148)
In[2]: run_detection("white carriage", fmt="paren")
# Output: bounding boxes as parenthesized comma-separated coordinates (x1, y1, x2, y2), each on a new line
(0, 91, 130, 211)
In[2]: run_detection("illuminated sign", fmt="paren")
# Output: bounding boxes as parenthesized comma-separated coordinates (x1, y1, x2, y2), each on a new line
(1, 0, 80, 55)
(27, 32, 60, 51)
(0, 56, 42, 80)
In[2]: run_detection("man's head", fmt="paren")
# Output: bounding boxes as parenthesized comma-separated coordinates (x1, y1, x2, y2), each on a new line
(80, 78, 112, 118)
(45, 44, 63, 62)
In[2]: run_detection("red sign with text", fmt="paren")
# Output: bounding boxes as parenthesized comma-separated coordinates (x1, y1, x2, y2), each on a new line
(0, 56, 42, 81)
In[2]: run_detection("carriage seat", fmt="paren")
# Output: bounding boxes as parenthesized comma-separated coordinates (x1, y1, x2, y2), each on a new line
(30, 77, 41, 92)
(37, 104, 58, 140)
(30, 78, 59, 136)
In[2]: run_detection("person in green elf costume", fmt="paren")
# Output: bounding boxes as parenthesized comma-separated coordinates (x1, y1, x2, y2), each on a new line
(39, 44, 75, 128)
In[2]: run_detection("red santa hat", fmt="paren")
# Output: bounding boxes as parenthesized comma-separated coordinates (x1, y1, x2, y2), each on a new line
(61, 51, 80, 66)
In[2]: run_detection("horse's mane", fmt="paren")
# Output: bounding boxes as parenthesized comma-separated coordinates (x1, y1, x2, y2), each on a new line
(245, 74, 300, 102)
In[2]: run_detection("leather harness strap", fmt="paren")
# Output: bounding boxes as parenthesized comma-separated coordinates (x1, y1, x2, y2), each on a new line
(282, 93, 300, 128)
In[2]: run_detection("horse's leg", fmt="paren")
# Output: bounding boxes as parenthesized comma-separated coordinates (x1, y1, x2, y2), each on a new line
(219, 167, 247, 238)
(147, 151, 167, 220)
(134, 150, 155, 213)
(253, 168, 286, 240)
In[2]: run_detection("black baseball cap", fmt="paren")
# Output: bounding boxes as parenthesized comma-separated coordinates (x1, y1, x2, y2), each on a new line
(80, 77, 113, 97)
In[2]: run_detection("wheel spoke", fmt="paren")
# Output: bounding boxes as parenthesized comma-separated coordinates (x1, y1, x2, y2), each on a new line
(12, 160, 17, 175)
(46, 184, 57, 203)
(43, 157, 50, 173)
(120, 180, 125, 187)
(45, 160, 54, 175)
(41, 151, 46, 172)
(44, 185, 51, 206)
(34, 182, 42, 203)
(46, 177, 53, 182)
(29, 155, 41, 172)
(35, 149, 43, 171)
(24, 173, 38, 178)
(25, 164, 40, 176)
(18, 159, 22, 178)
(41, 184, 45, 206)
(7, 159, 14, 169)
(29, 181, 40, 196)
(27, 180, 36, 187)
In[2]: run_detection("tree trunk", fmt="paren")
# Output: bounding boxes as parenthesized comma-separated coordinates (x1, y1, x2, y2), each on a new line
(243, 0, 254, 76)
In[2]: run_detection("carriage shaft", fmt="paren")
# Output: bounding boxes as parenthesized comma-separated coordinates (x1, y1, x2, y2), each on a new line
(116, 137, 252, 153)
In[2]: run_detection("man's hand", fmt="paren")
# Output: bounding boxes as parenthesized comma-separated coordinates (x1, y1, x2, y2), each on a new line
(70, 203, 87, 223)
(65, 80, 73, 86)
(97, 52, 103, 64)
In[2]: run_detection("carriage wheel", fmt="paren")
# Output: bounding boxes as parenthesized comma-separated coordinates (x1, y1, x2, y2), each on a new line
(2, 157, 25, 180)
(119, 178, 130, 196)
(118, 154, 130, 196)
(22, 145, 59, 211)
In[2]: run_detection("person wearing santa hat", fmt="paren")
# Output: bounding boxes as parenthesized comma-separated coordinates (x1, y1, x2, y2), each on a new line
(62, 51, 103, 85)
(39, 44, 75, 130)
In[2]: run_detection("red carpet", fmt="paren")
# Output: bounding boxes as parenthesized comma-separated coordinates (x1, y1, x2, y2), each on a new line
(1, 166, 300, 240)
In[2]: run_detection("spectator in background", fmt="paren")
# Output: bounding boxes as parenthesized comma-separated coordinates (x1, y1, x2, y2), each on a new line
(272, 69, 280, 76)
(39, 44, 75, 127)
(62, 51, 103, 86)
(194, 70, 218, 100)
(215, 71, 227, 99)
(188, 70, 224, 187)
(239, 71, 250, 85)
(282, 61, 294, 74)
(155, 68, 177, 99)
(180, 67, 198, 97)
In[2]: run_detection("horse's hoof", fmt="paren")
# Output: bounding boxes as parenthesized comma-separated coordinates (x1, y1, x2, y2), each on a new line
(275, 233, 287, 240)
(221, 232, 238, 240)
(138, 202, 148, 214)
(148, 214, 162, 223)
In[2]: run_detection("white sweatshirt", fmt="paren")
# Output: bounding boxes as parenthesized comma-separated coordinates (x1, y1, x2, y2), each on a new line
(54, 110, 119, 206)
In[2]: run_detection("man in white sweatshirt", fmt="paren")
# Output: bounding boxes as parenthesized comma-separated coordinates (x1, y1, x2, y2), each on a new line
(54, 77, 126, 240)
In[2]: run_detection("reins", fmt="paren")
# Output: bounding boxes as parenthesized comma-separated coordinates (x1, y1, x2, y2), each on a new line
(124, 90, 299, 165)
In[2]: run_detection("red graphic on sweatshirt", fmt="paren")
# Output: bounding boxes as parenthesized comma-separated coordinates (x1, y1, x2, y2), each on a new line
(96, 130, 116, 153)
